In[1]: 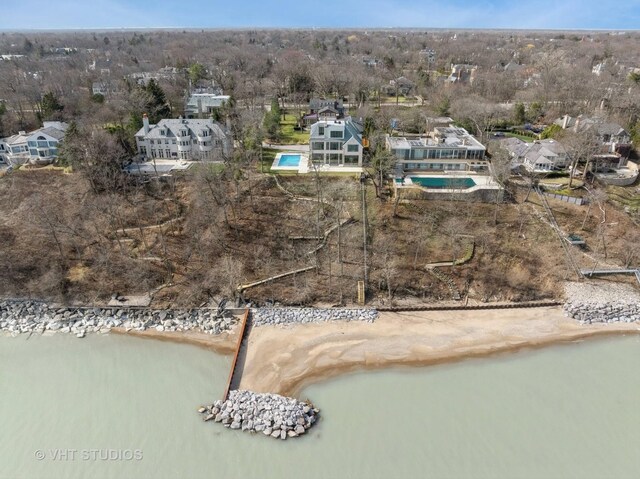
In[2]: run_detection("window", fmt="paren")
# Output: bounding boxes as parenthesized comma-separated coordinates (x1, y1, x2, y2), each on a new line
(48, 141, 57, 147)
(165, 140, 169, 145)
(202, 130, 209, 137)
(28, 141, 36, 147)
(139, 146, 147, 155)
(329, 142, 341, 151)
(150, 140, 154, 145)
(311, 142, 324, 150)
(318, 127, 325, 136)
(172, 140, 176, 145)
(30, 149, 38, 156)
(330, 130, 342, 138)
(165, 149, 170, 157)
(347, 144, 359, 152)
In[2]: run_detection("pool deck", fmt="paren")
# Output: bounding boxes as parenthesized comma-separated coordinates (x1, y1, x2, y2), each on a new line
(271, 151, 363, 175)
(396, 173, 501, 194)
(271, 152, 310, 173)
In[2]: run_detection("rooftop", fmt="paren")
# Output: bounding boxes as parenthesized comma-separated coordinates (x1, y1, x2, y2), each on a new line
(388, 126, 485, 150)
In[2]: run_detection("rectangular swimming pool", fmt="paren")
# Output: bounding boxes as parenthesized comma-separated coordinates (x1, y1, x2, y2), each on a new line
(410, 176, 476, 189)
(278, 154, 302, 167)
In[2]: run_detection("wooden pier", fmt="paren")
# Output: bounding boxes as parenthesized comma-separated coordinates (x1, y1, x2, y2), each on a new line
(222, 309, 251, 401)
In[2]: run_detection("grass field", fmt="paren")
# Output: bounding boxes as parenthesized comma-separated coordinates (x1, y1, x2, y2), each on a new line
(278, 114, 309, 145)
(504, 132, 535, 143)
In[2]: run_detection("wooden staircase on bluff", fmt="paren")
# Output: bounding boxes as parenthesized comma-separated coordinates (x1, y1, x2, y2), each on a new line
(427, 267, 461, 300)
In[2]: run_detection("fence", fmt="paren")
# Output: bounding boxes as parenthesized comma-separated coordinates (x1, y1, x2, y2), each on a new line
(544, 193, 587, 206)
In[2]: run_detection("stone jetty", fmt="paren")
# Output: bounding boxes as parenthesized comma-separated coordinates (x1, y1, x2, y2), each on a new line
(199, 390, 319, 440)
(564, 282, 640, 324)
(252, 307, 378, 326)
(0, 300, 235, 337)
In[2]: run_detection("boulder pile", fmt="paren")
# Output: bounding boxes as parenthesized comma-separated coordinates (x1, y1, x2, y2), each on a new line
(0, 300, 235, 337)
(252, 307, 378, 326)
(199, 390, 319, 440)
(564, 301, 640, 324)
(564, 282, 640, 324)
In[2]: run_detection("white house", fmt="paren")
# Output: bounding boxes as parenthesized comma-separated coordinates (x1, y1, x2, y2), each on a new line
(184, 93, 230, 118)
(309, 119, 363, 167)
(0, 121, 68, 166)
(134, 116, 232, 161)
(500, 137, 568, 173)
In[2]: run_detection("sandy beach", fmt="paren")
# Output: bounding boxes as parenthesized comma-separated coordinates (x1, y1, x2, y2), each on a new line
(111, 327, 239, 355)
(113, 307, 640, 397)
(238, 307, 640, 396)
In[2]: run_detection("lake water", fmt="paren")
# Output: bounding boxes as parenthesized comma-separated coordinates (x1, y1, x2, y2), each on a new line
(2, 333, 640, 479)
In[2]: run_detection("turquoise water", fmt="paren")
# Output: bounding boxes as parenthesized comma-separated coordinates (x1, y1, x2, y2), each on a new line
(2, 333, 640, 479)
(410, 176, 476, 188)
(278, 154, 301, 167)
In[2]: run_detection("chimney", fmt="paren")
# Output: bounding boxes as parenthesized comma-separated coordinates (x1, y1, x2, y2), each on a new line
(143, 114, 150, 134)
(562, 115, 569, 129)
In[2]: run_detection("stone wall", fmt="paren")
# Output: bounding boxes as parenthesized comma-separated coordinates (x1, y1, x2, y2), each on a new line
(564, 282, 640, 324)
(0, 300, 235, 337)
(252, 308, 378, 326)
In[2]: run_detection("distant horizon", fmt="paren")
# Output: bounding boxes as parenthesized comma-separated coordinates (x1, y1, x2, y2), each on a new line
(1, 27, 639, 33)
(1, 0, 640, 31)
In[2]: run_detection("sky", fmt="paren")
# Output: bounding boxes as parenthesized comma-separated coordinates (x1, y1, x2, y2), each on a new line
(1, 0, 639, 30)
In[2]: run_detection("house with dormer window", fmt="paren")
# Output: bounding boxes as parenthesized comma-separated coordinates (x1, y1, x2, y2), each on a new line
(309, 119, 363, 167)
(134, 116, 232, 161)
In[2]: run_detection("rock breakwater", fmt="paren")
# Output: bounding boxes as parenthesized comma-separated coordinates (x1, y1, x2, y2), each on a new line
(199, 390, 319, 439)
(564, 282, 640, 324)
(0, 300, 235, 337)
(564, 301, 640, 324)
(252, 307, 378, 326)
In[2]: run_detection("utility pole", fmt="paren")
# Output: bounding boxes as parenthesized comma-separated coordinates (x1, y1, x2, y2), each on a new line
(360, 173, 368, 286)
(338, 199, 344, 305)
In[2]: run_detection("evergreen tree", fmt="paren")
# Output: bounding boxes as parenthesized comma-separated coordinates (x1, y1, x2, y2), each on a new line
(39, 91, 64, 121)
(188, 63, 207, 84)
(143, 79, 171, 122)
(513, 102, 526, 125)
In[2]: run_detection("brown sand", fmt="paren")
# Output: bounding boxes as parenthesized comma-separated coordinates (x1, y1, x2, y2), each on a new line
(238, 307, 640, 397)
(110, 327, 239, 355)
(110, 307, 640, 398)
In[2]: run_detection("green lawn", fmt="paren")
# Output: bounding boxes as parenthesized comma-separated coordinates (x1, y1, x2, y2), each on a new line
(504, 132, 535, 143)
(278, 114, 309, 145)
(257, 147, 279, 174)
(607, 185, 640, 211)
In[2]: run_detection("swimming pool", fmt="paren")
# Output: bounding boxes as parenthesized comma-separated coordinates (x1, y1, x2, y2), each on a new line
(278, 154, 302, 167)
(409, 176, 476, 189)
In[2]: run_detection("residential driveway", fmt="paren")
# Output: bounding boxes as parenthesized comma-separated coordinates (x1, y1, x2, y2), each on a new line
(262, 143, 308, 152)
